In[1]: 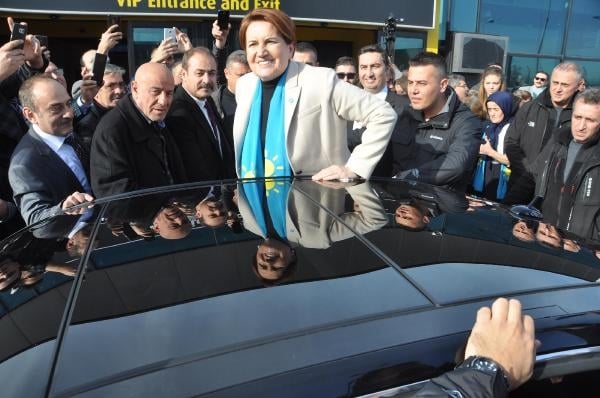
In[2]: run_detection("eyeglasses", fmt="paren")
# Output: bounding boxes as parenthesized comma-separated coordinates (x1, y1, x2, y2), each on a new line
(455, 83, 468, 89)
(336, 72, 356, 80)
(534, 76, 547, 81)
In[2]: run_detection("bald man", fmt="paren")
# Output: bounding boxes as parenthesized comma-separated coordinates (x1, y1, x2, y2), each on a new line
(90, 62, 187, 197)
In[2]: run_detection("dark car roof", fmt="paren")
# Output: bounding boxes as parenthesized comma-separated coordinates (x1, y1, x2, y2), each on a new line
(1, 178, 599, 397)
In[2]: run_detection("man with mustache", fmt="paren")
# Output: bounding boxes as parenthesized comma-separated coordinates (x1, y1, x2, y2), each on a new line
(90, 62, 186, 197)
(166, 47, 235, 182)
(9, 76, 94, 225)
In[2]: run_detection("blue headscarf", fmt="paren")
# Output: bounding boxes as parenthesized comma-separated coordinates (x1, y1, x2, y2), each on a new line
(485, 91, 513, 149)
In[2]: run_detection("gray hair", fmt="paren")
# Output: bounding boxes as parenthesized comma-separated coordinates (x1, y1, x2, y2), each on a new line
(226, 50, 248, 68)
(553, 62, 584, 82)
(104, 63, 126, 77)
(447, 73, 466, 88)
(575, 87, 600, 106)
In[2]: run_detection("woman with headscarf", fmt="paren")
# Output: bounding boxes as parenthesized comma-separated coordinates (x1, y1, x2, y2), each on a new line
(472, 91, 514, 201)
(233, 8, 397, 183)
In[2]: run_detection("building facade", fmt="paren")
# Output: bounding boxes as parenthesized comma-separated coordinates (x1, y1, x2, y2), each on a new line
(446, 0, 600, 87)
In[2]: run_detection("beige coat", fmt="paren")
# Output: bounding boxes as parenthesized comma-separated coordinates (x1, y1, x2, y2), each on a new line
(237, 181, 387, 249)
(234, 61, 397, 179)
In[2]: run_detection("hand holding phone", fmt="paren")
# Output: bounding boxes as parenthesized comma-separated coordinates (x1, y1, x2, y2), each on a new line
(91, 53, 108, 87)
(34, 35, 48, 48)
(107, 15, 121, 31)
(164, 27, 177, 43)
(217, 10, 230, 31)
(10, 22, 27, 49)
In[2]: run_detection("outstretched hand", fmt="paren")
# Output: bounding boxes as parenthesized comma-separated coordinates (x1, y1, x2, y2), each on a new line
(465, 298, 540, 391)
(312, 165, 359, 182)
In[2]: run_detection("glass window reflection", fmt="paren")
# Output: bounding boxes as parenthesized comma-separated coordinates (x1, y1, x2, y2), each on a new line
(565, 0, 600, 58)
(565, 59, 600, 86)
(508, 56, 559, 88)
(479, 0, 566, 55)
(451, 0, 478, 32)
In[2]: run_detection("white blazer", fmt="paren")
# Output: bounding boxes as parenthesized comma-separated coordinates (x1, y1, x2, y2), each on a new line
(234, 61, 397, 179)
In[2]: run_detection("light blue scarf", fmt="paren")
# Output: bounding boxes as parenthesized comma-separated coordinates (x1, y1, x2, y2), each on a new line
(240, 69, 291, 179)
(241, 180, 290, 239)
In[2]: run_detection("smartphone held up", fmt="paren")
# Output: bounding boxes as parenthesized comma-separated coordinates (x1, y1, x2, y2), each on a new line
(217, 10, 230, 31)
(10, 22, 27, 49)
(164, 28, 177, 43)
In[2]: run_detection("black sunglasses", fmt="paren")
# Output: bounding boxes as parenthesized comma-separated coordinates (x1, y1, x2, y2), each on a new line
(534, 76, 547, 81)
(336, 72, 356, 79)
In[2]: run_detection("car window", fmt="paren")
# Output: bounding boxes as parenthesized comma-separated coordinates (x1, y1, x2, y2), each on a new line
(0, 211, 99, 397)
(49, 180, 432, 396)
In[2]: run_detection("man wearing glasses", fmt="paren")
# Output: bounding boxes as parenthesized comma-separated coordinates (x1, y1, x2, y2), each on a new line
(519, 70, 548, 99)
(347, 45, 408, 177)
(448, 74, 469, 104)
(334, 56, 357, 85)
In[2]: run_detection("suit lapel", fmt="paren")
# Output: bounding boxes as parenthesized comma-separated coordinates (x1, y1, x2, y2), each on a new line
(284, 62, 301, 137)
(180, 89, 222, 152)
(29, 129, 84, 192)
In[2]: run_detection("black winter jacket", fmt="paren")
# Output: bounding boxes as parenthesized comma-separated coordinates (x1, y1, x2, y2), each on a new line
(535, 129, 600, 240)
(90, 95, 187, 198)
(416, 367, 508, 397)
(391, 88, 481, 191)
(505, 88, 577, 176)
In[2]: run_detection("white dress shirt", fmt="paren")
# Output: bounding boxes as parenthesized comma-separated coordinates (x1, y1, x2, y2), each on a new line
(32, 124, 91, 193)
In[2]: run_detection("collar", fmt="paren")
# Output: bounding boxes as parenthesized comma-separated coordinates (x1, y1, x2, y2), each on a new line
(373, 86, 388, 101)
(131, 96, 156, 125)
(410, 88, 455, 126)
(32, 124, 68, 152)
(537, 87, 578, 110)
(184, 87, 208, 109)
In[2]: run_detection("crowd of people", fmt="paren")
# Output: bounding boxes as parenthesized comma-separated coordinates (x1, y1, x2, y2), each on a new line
(2, 7, 600, 395)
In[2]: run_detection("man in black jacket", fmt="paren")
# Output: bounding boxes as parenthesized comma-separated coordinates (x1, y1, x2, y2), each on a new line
(212, 50, 250, 144)
(534, 88, 600, 240)
(166, 47, 235, 182)
(392, 52, 480, 191)
(504, 62, 584, 204)
(347, 44, 408, 177)
(74, 63, 126, 150)
(90, 62, 186, 197)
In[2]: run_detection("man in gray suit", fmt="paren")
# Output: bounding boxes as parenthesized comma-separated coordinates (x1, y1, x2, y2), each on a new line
(9, 76, 93, 226)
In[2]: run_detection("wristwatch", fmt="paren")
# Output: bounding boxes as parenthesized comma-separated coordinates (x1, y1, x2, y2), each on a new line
(458, 355, 510, 395)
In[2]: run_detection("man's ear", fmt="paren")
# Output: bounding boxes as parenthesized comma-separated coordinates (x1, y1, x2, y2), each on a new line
(130, 80, 139, 97)
(22, 107, 37, 124)
(423, 215, 431, 225)
(440, 77, 449, 94)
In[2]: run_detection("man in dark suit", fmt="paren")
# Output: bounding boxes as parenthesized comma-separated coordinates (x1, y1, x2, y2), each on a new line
(90, 62, 187, 198)
(9, 76, 93, 226)
(348, 44, 408, 177)
(166, 47, 235, 182)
